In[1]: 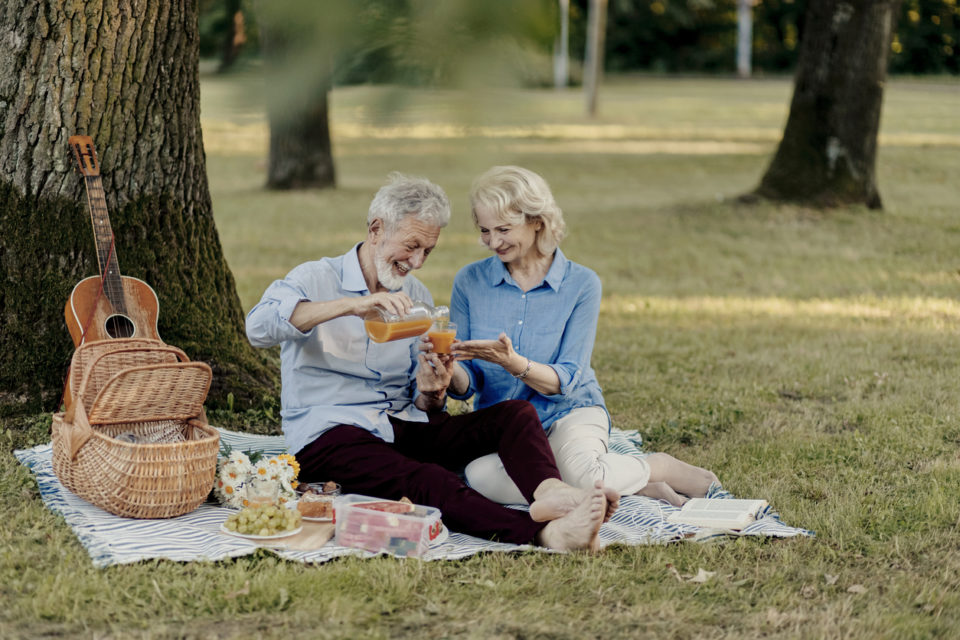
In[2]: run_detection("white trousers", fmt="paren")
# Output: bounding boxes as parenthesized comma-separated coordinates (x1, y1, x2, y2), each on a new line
(464, 406, 651, 504)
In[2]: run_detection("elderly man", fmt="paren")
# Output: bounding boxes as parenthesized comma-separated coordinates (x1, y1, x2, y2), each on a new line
(246, 173, 613, 551)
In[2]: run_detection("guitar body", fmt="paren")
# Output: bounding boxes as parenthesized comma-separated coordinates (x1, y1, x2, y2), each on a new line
(64, 275, 161, 346)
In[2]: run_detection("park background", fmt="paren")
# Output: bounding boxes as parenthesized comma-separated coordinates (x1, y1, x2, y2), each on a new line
(2, 1, 959, 637)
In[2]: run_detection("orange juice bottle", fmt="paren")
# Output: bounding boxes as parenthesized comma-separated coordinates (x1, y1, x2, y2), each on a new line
(364, 302, 448, 343)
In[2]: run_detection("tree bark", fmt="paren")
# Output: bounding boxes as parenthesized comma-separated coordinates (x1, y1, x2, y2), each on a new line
(753, 0, 901, 209)
(0, 0, 277, 416)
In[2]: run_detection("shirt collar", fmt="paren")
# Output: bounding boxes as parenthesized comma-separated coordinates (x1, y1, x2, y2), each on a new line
(485, 248, 568, 292)
(342, 243, 369, 293)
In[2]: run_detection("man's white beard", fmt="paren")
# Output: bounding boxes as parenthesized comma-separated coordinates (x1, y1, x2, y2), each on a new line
(375, 249, 409, 291)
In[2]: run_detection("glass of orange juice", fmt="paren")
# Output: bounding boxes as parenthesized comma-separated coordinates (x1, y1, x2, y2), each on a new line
(427, 321, 457, 354)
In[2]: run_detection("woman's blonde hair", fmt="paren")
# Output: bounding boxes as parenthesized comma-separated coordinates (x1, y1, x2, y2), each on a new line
(469, 166, 566, 256)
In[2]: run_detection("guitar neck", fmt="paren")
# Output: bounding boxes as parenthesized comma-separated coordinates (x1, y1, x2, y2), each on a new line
(82, 175, 128, 315)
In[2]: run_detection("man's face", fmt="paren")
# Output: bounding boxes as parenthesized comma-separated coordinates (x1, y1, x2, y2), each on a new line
(371, 216, 442, 291)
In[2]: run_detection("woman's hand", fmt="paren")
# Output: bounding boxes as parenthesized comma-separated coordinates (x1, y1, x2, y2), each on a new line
(451, 333, 525, 373)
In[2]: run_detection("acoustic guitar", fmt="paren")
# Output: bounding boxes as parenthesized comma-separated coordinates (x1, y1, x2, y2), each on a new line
(64, 135, 160, 346)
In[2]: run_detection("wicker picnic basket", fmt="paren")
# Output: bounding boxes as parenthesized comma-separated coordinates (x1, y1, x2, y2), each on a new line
(51, 339, 220, 519)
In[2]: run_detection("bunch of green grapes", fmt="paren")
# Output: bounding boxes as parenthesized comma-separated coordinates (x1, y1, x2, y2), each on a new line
(224, 504, 302, 536)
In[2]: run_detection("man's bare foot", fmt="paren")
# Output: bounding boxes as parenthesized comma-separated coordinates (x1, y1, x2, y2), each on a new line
(531, 479, 619, 522)
(535, 485, 605, 552)
(636, 481, 688, 507)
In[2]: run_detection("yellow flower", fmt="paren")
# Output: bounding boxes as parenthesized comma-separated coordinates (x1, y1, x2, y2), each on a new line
(257, 467, 268, 476)
(225, 486, 234, 495)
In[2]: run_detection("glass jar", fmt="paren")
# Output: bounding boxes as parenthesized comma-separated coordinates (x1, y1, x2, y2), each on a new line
(245, 477, 280, 507)
(364, 301, 449, 343)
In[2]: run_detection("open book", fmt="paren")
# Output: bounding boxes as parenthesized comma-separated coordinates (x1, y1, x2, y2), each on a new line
(666, 498, 768, 530)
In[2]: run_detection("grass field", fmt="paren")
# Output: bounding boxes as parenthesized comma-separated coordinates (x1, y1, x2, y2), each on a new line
(3, 72, 960, 638)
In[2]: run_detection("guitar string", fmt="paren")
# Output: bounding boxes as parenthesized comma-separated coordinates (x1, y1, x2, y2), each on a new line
(88, 177, 128, 314)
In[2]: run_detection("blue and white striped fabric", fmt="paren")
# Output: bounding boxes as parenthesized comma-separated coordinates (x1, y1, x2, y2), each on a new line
(14, 427, 813, 568)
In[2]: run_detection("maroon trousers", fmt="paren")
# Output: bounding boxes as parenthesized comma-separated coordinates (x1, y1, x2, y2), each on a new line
(295, 399, 560, 544)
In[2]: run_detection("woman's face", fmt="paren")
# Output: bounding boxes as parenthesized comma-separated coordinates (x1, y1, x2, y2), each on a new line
(474, 203, 540, 265)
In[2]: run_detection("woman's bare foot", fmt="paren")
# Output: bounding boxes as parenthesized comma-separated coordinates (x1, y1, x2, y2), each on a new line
(636, 481, 688, 507)
(530, 479, 619, 522)
(535, 485, 606, 551)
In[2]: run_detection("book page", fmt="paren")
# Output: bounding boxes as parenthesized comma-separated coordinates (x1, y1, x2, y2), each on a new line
(666, 498, 768, 530)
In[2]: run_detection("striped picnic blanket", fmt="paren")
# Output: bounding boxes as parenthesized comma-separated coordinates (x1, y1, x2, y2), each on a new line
(15, 427, 813, 568)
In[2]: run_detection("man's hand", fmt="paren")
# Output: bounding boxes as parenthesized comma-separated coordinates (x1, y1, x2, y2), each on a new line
(289, 292, 414, 333)
(351, 291, 414, 318)
(415, 352, 456, 411)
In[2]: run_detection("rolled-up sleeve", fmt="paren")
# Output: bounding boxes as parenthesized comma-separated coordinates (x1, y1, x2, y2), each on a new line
(246, 273, 317, 348)
(540, 273, 601, 398)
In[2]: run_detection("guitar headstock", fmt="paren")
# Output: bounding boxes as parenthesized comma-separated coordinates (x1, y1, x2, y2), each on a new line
(68, 135, 100, 177)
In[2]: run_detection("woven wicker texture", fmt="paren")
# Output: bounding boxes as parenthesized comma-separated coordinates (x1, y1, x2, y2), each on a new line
(52, 341, 219, 519)
(70, 341, 188, 413)
(87, 363, 212, 424)
(52, 415, 220, 519)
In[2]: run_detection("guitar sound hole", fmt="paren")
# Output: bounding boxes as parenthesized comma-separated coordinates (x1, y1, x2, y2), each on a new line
(104, 314, 136, 339)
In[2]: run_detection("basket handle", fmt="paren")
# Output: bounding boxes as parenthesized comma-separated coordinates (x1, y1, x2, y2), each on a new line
(62, 399, 94, 461)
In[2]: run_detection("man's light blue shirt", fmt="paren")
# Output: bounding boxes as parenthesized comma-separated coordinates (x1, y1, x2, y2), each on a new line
(245, 244, 430, 455)
(449, 248, 607, 430)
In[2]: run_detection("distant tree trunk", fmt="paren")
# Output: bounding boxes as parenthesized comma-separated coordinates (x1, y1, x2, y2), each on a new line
(260, 19, 336, 190)
(553, 0, 570, 89)
(583, 0, 607, 117)
(752, 0, 901, 209)
(218, 0, 247, 73)
(736, 0, 753, 78)
(265, 82, 336, 190)
(0, 0, 278, 416)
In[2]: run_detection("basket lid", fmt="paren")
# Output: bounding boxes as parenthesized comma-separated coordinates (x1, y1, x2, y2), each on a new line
(88, 362, 213, 424)
(76, 344, 189, 411)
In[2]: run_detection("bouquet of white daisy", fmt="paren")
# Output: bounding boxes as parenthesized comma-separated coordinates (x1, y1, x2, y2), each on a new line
(213, 446, 300, 509)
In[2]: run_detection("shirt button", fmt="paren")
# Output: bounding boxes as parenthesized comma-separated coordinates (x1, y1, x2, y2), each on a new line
(521, 294, 526, 299)
(518, 320, 523, 325)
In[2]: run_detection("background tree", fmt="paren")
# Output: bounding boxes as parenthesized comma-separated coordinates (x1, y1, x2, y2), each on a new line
(253, 0, 555, 191)
(751, 0, 902, 208)
(257, 2, 337, 190)
(0, 0, 277, 416)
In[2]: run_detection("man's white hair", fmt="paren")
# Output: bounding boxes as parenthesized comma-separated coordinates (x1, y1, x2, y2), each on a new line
(368, 172, 451, 232)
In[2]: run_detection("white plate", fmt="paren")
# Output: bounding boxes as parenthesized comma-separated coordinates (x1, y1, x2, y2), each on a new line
(220, 522, 303, 540)
(300, 514, 334, 523)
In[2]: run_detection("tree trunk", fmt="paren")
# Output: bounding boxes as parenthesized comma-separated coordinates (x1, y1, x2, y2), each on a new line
(752, 0, 901, 209)
(737, 0, 753, 78)
(218, 0, 247, 73)
(266, 84, 336, 190)
(0, 0, 277, 416)
(553, 0, 570, 90)
(583, 0, 608, 118)
(260, 18, 336, 190)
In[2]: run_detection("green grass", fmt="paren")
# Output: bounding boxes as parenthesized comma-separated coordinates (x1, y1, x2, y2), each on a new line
(3, 73, 960, 638)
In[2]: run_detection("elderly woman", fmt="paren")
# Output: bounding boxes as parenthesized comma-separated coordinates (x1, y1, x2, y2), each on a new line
(444, 166, 718, 506)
